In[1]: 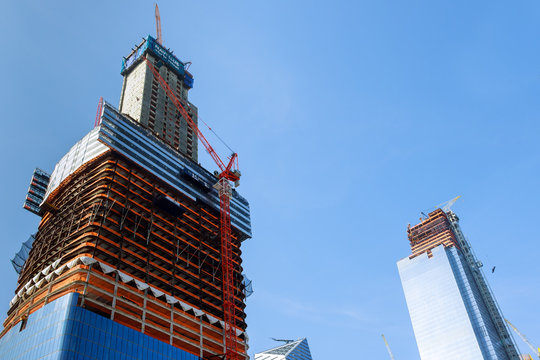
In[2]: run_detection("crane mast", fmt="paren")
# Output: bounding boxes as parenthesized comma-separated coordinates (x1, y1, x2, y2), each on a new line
(144, 57, 241, 360)
(154, 4, 163, 45)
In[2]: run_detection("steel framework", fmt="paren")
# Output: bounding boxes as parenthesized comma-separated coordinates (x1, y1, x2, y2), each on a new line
(5, 152, 248, 359)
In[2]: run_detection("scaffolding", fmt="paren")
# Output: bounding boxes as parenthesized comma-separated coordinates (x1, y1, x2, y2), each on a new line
(407, 209, 459, 258)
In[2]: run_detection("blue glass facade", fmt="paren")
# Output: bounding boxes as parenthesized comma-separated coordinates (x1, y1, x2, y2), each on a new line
(398, 245, 510, 360)
(0, 293, 199, 360)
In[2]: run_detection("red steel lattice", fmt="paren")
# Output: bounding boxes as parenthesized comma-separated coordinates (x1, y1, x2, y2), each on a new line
(144, 56, 241, 360)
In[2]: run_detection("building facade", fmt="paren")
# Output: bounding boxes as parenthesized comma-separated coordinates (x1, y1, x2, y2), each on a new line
(119, 35, 198, 162)
(397, 209, 519, 360)
(1, 35, 251, 360)
(254, 338, 313, 360)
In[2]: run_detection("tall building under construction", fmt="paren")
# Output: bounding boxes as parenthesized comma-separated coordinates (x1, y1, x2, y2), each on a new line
(397, 208, 519, 360)
(0, 31, 251, 360)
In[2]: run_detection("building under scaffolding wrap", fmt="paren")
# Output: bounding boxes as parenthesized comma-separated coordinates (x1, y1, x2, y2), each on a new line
(0, 35, 252, 360)
(397, 209, 519, 360)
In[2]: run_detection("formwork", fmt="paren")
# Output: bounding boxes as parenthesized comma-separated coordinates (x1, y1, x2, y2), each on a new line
(407, 209, 459, 258)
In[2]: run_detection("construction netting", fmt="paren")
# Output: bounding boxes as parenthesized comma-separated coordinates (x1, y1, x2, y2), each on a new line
(11, 234, 35, 274)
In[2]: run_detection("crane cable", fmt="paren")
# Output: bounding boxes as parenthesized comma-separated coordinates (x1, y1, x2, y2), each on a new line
(198, 116, 236, 155)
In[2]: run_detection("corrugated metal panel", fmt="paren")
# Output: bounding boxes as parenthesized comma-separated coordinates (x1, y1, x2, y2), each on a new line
(42, 127, 108, 203)
(41, 101, 251, 240)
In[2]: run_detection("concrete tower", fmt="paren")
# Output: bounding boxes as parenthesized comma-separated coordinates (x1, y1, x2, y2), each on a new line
(119, 36, 198, 162)
(397, 209, 519, 360)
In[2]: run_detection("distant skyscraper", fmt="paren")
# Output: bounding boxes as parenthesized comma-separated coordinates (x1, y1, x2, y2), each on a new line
(397, 208, 519, 360)
(255, 338, 313, 360)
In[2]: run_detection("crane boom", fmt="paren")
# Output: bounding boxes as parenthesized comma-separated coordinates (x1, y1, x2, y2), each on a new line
(381, 334, 396, 360)
(505, 319, 540, 358)
(144, 56, 241, 360)
(155, 4, 162, 45)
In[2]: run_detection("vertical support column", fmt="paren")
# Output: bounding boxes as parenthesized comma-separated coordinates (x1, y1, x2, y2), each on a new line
(80, 264, 93, 308)
(110, 273, 119, 320)
(141, 288, 148, 333)
(43, 281, 53, 305)
(198, 314, 204, 359)
(169, 303, 174, 345)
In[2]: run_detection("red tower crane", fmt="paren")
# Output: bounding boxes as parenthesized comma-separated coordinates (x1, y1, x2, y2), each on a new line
(155, 4, 163, 45)
(144, 57, 241, 360)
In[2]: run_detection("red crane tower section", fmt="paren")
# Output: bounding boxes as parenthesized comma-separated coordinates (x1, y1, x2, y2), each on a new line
(155, 4, 163, 45)
(144, 58, 241, 360)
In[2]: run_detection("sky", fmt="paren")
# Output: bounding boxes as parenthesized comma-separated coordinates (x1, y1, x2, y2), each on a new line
(0, 1, 539, 359)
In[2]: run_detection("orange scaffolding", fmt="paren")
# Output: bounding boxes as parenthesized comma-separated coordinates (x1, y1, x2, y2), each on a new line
(407, 209, 459, 259)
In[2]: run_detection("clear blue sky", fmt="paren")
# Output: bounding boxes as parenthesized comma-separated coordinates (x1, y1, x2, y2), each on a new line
(1, 1, 539, 359)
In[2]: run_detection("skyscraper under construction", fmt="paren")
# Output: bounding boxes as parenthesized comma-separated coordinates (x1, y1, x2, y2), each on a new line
(397, 207, 518, 360)
(0, 29, 251, 360)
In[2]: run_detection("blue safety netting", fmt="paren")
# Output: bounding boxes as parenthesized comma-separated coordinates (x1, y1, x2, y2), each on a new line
(11, 234, 35, 274)
(242, 274, 253, 298)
